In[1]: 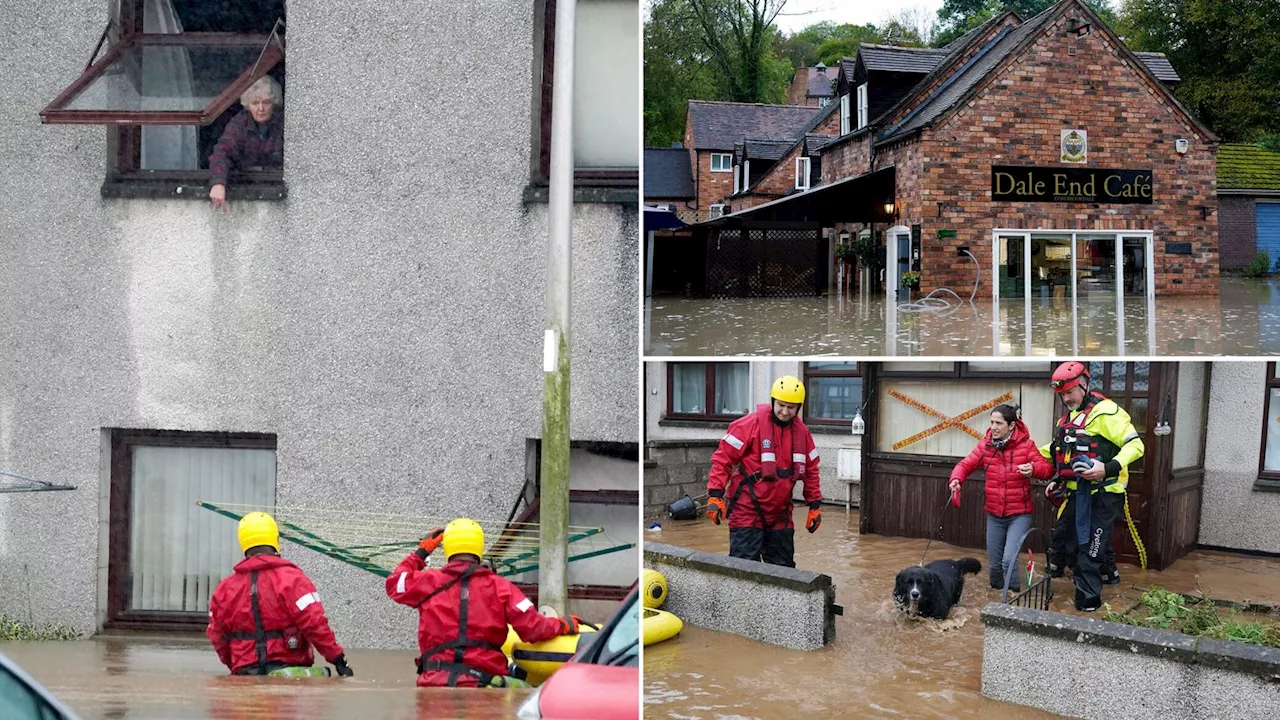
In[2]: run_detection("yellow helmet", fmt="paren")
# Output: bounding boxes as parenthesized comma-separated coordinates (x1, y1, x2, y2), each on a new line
(642, 568, 668, 609)
(443, 517, 485, 560)
(238, 512, 279, 553)
(771, 376, 805, 405)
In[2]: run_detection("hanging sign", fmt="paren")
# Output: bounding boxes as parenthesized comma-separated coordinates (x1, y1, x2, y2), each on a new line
(991, 166, 1153, 204)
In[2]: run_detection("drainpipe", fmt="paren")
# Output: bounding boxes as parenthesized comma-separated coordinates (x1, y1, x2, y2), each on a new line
(540, 0, 575, 617)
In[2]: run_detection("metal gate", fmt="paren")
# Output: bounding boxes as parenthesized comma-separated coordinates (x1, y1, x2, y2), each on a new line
(705, 226, 823, 298)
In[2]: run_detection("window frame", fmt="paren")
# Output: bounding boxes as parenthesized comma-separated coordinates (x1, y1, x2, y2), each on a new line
(802, 362, 861, 427)
(819, 96, 830, 108)
(665, 362, 750, 422)
(875, 362, 1054, 380)
(106, 428, 277, 631)
(795, 156, 811, 190)
(710, 153, 732, 172)
(1257, 362, 1280, 490)
(840, 93, 850, 135)
(533, 0, 639, 188)
(708, 203, 725, 218)
(733, 164, 740, 193)
(856, 83, 869, 129)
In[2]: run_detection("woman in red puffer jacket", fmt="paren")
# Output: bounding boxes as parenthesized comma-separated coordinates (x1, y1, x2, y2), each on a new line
(949, 404, 1052, 592)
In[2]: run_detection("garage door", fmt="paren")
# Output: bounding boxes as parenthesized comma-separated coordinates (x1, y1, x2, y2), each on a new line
(1259, 202, 1280, 264)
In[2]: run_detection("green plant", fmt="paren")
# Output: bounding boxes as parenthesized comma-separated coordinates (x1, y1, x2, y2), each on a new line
(1244, 251, 1271, 277)
(1102, 586, 1280, 649)
(900, 270, 921, 289)
(0, 614, 81, 641)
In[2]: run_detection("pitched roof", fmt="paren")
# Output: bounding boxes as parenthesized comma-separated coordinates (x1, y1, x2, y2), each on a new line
(1217, 144, 1280, 191)
(643, 147, 694, 199)
(859, 44, 949, 74)
(744, 137, 795, 161)
(804, 134, 834, 153)
(686, 101, 820, 151)
(807, 67, 836, 96)
(1133, 52, 1180, 83)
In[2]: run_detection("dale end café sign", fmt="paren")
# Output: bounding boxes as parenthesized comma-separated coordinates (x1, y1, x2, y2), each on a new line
(991, 166, 1153, 204)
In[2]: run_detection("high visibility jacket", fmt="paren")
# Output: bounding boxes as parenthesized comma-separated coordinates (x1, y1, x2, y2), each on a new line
(708, 403, 822, 530)
(950, 419, 1052, 517)
(206, 554, 344, 674)
(386, 554, 565, 687)
(1038, 392, 1144, 494)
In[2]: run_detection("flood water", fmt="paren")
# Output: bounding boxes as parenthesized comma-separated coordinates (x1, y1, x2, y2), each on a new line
(0, 638, 527, 719)
(644, 276, 1280, 356)
(643, 506, 1280, 719)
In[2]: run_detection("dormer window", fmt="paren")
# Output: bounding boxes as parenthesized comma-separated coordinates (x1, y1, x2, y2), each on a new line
(795, 157, 811, 190)
(840, 94, 851, 135)
(857, 83, 868, 129)
(733, 164, 740, 194)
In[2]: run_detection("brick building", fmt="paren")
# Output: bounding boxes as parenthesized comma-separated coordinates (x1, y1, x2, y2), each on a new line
(1216, 143, 1280, 272)
(710, 0, 1219, 305)
(786, 63, 836, 107)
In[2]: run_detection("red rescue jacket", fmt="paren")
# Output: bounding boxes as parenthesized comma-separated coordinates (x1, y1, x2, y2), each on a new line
(949, 419, 1051, 517)
(707, 403, 822, 530)
(206, 554, 344, 674)
(385, 554, 565, 687)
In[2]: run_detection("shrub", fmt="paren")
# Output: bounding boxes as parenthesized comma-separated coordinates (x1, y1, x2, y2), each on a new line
(1244, 252, 1271, 277)
(0, 614, 81, 641)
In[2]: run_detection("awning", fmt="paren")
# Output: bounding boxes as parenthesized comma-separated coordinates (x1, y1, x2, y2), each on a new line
(701, 166, 896, 226)
(644, 205, 688, 231)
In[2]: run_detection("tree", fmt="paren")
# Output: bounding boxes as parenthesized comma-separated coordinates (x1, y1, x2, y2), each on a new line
(644, 0, 731, 146)
(812, 24, 882, 66)
(686, 0, 794, 103)
(934, 0, 1117, 47)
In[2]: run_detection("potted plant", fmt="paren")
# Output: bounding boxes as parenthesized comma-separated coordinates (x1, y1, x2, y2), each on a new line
(900, 270, 921, 291)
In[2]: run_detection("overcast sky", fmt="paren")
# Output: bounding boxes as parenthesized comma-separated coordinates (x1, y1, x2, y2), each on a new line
(771, 0, 946, 34)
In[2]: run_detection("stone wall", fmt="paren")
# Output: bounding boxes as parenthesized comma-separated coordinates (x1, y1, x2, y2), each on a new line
(644, 440, 718, 519)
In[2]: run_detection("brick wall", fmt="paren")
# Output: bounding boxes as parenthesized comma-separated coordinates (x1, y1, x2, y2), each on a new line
(787, 69, 808, 105)
(691, 150, 734, 218)
(644, 440, 719, 519)
(822, 132, 873, 183)
(1219, 195, 1257, 271)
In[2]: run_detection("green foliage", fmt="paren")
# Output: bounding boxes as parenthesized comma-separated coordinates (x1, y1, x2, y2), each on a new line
(1244, 251, 1272, 277)
(812, 25, 881, 66)
(0, 614, 81, 641)
(1258, 132, 1280, 153)
(644, 0, 730, 147)
(1103, 586, 1280, 649)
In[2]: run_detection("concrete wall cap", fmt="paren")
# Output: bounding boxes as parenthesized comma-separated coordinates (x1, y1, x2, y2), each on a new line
(645, 542, 831, 591)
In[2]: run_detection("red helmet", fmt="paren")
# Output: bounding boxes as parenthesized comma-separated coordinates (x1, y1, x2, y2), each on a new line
(1051, 361, 1090, 394)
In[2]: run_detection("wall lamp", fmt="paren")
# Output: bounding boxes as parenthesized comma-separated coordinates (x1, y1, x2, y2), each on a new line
(1154, 391, 1173, 436)
(883, 196, 897, 219)
(1066, 18, 1091, 37)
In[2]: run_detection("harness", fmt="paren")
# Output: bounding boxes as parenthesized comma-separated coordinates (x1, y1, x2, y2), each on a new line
(221, 570, 286, 676)
(1051, 394, 1125, 545)
(725, 410, 808, 531)
(413, 565, 505, 687)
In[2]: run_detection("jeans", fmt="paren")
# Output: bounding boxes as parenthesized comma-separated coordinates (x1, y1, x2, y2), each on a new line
(987, 512, 1034, 591)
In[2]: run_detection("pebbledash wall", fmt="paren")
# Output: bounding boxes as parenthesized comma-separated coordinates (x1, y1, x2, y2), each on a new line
(821, 4, 1218, 297)
(0, 0, 637, 648)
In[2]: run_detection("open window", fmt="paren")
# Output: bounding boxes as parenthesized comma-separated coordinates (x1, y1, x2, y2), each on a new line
(41, 0, 287, 197)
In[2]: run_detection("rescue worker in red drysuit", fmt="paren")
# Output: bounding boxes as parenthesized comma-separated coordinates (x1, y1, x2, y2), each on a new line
(206, 511, 353, 677)
(706, 375, 823, 567)
(385, 517, 584, 688)
(1039, 361, 1144, 612)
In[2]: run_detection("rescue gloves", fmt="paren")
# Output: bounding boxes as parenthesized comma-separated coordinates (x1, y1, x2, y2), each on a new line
(805, 501, 822, 533)
(333, 654, 354, 677)
(707, 491, 725, 525)
(416, 528, 445, 559)
(556, 614, 587, 635)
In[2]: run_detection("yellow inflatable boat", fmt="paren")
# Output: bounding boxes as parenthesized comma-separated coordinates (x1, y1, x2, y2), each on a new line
(642, 608, 683, 646)
(509, 625, 598, 686)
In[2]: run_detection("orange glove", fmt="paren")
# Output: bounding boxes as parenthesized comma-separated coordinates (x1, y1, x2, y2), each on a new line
(706, 496, 726, 525)
(419, 528, 445, 555)
(805, 506, 822, 533)
(556, 615, 586, 635)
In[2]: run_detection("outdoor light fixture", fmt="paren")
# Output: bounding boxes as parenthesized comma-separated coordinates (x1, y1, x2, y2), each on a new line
(883, 197, 896, 217)
(1066, 17, 1091, 36)
(1154, 392, 1173, 436)
(851, 411, 866, 436)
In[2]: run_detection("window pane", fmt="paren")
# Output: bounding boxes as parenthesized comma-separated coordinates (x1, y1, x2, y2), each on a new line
(1088, 361, 1105, 386)
(807, 361, 859, 372)
(1110, 362, 1128, 391)
(1266, 389, 1280, 472)
(0, 667, 42, 720)
(63, 45, 262, 113)
(713, 363, 750, 415)
(130, 446, 276, 613)
(573, 0, 639, 168)
(671, 363, 707, 414)
(966, 361, 1049, 373)
(883, 361, 953, 373)
(1133, 361, 1150, 392)
(809, 377, 863, 420)
(1129, 397, 1148, 435)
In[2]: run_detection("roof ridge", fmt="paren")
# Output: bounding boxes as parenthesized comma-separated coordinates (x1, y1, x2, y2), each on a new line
(861, 43, 948, 52)
(688, 99, 816, 110)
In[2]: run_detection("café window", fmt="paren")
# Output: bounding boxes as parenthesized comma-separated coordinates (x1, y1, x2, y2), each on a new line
(41, 0, 287, 192)
(803, 362, 861, 425)
(666, 363, 750, 421)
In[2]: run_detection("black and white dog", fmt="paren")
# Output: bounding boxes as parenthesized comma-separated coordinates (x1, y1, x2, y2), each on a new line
(893, 558, 982, 620)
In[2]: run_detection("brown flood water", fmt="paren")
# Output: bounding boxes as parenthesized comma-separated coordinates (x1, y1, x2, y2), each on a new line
(0, 638, 527, 719)
(643, 506, 1280, 719)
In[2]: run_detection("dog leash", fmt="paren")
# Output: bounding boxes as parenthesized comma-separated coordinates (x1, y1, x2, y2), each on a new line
(919, 490, 959, 566)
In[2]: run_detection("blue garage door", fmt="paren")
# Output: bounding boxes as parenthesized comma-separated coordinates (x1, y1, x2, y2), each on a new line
(1259, 202, 1280, 265)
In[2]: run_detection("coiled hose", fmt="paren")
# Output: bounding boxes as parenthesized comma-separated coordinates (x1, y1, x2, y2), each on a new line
(896, 249, 980, 313)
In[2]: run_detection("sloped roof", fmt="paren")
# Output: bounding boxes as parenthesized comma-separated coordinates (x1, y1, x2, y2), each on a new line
(1134, 52, 1180, 83)
(744, 137, 795, 161)
(860, 44, 949, 74)
(686, 101, 820, 151)
(805, 134, 834, 153)
(643, 147, 694, 199)
(807, 66, 836, 96)
(1218, 144, 1280, 191)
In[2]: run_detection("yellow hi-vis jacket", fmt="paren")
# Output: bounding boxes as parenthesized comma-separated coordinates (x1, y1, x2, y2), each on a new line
(1038, 396, 1144, 494)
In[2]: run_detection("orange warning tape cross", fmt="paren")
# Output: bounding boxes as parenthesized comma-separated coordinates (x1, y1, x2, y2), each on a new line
(888, 389, 1016, 451)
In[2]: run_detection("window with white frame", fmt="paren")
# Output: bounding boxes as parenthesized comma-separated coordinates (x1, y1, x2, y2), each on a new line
(733, 164, 740, 193)
(795, 156, 811, 190)
(819, 96, 830, 108)
(667, 363, 751, 420)
(856, 83, 868, 129)
(710, 153, 732, 172)
(840, 94, 850, 135)
(1258, 363, 1280, 489)
(709, 203, 725, 218)
(742, 159, 750, 188)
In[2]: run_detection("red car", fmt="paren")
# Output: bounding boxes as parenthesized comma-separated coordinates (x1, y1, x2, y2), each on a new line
(516, 588, 640, 720)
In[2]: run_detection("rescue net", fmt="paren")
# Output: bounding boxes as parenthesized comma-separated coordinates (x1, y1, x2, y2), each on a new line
(196, 500, 634, 578)
(0, 470, 77, 493)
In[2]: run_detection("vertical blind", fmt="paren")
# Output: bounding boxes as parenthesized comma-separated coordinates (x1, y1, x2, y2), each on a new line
(129, 445, 276, 613)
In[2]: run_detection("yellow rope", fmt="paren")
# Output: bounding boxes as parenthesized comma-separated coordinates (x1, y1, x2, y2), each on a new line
(1052, 491, 1147, 570)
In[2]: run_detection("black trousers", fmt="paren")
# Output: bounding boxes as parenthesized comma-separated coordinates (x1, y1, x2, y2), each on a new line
(728, 527, 796, 567)
(1059, 490, 1123, 610)
(1049, 498, 1120, 580)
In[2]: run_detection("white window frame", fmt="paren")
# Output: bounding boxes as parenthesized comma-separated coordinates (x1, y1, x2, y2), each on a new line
(709, 203, 725, 218)
(856, 83, 869, 129)
(710, 153, 732, 172)
(742, 160, 750, 189)
(840, 94, 850, 135)
(733, 164, 740, 193)
(819, 96, 830, 108)
(795, 156, 811, 190)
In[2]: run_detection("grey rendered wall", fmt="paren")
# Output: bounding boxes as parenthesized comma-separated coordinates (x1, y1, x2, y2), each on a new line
(0, 0, 636, 647)
(1200, 362, 1280, 553)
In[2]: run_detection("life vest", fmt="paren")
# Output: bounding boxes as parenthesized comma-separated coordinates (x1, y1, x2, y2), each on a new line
(413, 564, 507, 687)
(1050, 392, 1123, 491)
(726, 405, 810, 530)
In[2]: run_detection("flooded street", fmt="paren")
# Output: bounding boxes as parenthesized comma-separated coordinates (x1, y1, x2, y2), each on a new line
(643, 506, 1280, 719)
(644, 276, 1280, 356)
(0, 637, 527, 719)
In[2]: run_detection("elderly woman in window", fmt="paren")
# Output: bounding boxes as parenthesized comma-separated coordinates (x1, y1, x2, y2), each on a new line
(208, 76, 284, 211)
